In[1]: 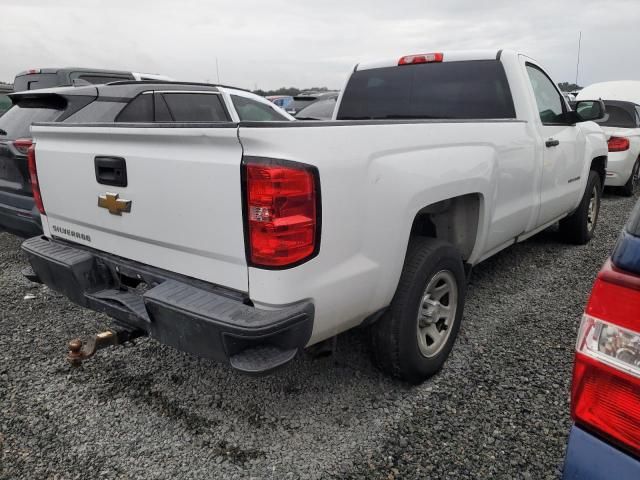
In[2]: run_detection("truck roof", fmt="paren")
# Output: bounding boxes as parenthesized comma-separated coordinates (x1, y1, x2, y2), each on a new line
(355, 49, 507, 71)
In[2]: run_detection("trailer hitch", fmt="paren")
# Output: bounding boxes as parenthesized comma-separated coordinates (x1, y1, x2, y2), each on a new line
(67, 328, 144, 366)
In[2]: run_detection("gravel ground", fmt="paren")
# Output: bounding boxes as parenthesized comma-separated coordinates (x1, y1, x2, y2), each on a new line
(1, 191, 638, 480)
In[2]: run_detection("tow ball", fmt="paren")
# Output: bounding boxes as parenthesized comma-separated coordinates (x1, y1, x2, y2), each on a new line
(66, 328, 144, 366)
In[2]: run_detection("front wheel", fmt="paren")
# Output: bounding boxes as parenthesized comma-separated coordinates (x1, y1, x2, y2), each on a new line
(369, 237, 466, 384)
(559, 170, 601, 245)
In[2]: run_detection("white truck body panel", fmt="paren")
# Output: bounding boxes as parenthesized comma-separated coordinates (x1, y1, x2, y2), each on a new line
(241, 120, 535, 341)
(32, 125, 249, 291)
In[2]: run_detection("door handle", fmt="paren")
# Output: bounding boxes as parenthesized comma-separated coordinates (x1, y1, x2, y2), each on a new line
(545, 138, 560, 148)
(95, 156, 127, 187)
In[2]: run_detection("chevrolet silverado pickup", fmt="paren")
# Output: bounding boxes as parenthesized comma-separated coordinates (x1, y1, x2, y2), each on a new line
(22, 50, 608, 383)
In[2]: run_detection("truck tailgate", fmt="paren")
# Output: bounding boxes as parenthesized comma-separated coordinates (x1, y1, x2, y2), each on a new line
(31, 124, 248, 292)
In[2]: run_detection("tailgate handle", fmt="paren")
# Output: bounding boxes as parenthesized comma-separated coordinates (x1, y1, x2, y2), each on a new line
(95, 156, 128, 187)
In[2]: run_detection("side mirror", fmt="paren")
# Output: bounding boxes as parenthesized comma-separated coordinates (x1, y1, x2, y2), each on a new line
(574, 99, 606, 122)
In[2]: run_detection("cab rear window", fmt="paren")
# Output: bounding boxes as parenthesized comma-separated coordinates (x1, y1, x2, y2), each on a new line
(337, 60, 516, 120)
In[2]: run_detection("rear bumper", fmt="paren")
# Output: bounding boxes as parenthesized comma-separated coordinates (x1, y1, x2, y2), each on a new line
(604, 151, 635, 187)
(0, 191, 41, 237)
(562, 425, 640, 480)
(21, 236, 314, 373)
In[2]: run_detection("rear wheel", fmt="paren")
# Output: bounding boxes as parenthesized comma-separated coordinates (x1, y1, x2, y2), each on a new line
(559, 170, 601, 245)
(620, 158, 640, 197)
(369, 237, 466, 384)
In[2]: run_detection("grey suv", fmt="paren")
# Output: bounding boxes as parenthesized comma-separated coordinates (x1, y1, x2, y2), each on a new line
(0, 81, 291, 236)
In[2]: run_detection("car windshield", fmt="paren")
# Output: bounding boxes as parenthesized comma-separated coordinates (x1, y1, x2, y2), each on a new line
(596, 102, 638, 128)
(289, 97, 317, 113)
(295, 97, 337, 120)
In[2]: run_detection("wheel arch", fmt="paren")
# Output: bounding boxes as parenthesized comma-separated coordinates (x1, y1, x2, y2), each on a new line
(409, 192, 483, 263)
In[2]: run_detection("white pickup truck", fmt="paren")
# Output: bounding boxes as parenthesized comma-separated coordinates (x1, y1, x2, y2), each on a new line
(22, 50, 608, 383)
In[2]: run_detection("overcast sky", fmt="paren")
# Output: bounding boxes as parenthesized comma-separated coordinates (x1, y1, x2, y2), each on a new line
(1, 0, 639, 90)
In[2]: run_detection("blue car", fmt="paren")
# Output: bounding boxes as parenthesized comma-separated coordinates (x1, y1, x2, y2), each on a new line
(563, 199, 640, 479)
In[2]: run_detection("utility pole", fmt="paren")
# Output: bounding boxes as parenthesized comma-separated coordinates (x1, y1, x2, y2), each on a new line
(575, 31, 582, 86)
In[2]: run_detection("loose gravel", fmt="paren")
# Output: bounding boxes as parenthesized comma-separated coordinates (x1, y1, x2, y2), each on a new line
(1, 191, 638, 480)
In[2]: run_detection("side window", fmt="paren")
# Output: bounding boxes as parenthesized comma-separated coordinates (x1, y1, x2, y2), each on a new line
(154, 93, 173, 121)
(635, 106, 640, 127)
(231, 95, 289, 121)
(162, 93, 229, 122)
(116, 93, 153, 122)
(525, 64, 565, 124)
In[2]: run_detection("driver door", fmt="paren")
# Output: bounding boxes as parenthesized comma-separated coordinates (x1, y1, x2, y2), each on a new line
(524, 62, 584, 226)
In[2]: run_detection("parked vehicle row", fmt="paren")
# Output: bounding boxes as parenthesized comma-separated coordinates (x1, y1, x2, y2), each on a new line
(18, 49, 609, 384)
(286, 90, 339, 115)
(266, 95, 293, 110)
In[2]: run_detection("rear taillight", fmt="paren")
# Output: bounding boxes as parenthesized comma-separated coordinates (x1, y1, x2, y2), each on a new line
(608, 136, 630, 152)
(398, 52, 443, 65)
(27, 144, 45, 215)
(572, 260, 640, 457)
(244, 159, 319, 268)
(13, 138, 33, 155)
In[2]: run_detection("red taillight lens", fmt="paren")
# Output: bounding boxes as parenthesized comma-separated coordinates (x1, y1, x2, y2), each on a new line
(13, 138, 33, 155)
(572, 352, 640, 456)
(608, 136, 630, 152)
(571, 262, 640, 457)
(398, 52, 443, 65)
(27, 144, 45, 215)
(244, 160, 319, 268)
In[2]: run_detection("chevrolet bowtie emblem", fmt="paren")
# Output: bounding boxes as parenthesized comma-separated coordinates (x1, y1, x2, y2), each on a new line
(98, 192, 132, 215)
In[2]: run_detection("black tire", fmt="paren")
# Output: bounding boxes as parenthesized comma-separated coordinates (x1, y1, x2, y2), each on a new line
(369, 237, 466, 384)
(620, 158, 640, 197)
(559, 170, 601, 245)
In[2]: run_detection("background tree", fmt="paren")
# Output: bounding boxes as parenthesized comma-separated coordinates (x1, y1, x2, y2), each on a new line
(558, 82, 582, 92)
